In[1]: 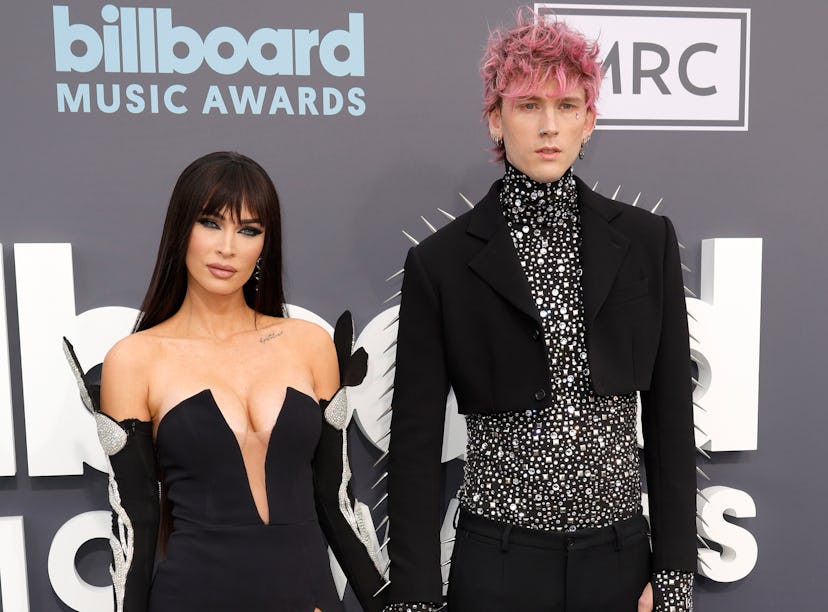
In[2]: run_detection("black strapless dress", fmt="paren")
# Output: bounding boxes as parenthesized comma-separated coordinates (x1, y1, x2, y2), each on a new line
(149, 387, 342, 611)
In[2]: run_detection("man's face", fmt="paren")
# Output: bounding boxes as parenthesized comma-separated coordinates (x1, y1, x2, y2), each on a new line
(488, 80, 595, 183)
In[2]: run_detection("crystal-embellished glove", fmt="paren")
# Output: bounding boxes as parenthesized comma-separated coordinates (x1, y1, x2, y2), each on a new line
(63, 338, 159, 612)
(313, 312, 387, 612)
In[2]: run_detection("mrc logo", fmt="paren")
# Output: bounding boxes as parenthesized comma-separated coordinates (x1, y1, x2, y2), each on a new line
(535, 3, 751, 130)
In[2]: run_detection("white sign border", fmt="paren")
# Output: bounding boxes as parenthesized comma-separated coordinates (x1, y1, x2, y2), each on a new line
(535, 3, 751, 131)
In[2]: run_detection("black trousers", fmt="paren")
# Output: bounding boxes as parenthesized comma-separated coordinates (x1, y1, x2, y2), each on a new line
(447, 510, 651, 612)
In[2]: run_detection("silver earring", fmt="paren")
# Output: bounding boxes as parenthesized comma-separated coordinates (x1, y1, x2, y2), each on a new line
(254, 257, 262, 291)
(579, 136, 591, 160)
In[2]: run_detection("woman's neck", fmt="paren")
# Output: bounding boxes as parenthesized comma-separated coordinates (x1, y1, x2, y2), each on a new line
(169, 288, 259, 340)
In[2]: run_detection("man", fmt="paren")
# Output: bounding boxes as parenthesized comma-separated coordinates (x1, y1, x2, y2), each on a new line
(385, 11, 696, 612)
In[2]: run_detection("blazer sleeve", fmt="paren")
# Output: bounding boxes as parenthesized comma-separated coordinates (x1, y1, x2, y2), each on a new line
(387, 246, 450, 604)
(639, 215, 698, 572)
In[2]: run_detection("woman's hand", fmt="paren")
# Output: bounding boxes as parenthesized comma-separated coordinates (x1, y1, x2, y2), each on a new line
(637, 581, 653, 612)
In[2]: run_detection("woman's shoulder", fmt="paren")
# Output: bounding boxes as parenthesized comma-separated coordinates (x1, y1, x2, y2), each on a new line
(103, 330, 162, 375)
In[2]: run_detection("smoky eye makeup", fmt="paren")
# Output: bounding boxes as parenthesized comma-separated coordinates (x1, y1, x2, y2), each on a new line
(196, 216, 221, 229)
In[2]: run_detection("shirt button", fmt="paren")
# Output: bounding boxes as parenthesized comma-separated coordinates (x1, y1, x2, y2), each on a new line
(534, 389, 547, 401)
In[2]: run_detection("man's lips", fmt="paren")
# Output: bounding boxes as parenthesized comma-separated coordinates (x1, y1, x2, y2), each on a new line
(536, 146, 562, 160)
(207, 263, 237, 278)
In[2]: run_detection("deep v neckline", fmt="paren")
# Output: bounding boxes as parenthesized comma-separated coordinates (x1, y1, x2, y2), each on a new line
(157, 386, 318, 526)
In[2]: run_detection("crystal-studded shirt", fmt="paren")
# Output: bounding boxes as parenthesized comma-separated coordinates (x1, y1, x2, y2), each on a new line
(384, 166, 693, 612)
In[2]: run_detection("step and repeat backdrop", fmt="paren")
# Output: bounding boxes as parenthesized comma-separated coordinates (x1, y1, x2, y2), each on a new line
(1, 1, 825, 610)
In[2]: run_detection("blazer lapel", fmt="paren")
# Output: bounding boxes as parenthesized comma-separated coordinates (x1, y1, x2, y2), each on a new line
(577, 177, 629, 324)
(466, 181, 542, 326)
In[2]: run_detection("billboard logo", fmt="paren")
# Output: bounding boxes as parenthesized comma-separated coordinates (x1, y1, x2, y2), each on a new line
(54, 5, 364, 77)
(536, 4, 751, 130)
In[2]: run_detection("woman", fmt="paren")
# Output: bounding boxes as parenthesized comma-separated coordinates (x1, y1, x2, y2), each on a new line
(385, 11, 695, 612)
(65, 152, 385, 612)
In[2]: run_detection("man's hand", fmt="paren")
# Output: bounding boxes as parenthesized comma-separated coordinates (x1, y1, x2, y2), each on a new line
(637, 581, 653, 612)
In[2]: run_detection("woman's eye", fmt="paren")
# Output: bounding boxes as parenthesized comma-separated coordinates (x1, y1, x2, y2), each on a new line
(197, 217, 220, 229)
(239, 226, 263, 237)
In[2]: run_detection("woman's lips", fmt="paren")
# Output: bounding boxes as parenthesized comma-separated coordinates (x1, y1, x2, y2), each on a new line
(207, 263, 237, 279)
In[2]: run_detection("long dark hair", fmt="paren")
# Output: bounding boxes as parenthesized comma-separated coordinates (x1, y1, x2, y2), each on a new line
(134, 151, 285, 332)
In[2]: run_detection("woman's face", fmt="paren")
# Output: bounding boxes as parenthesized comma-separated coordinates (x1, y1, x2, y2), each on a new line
(185, 205, 265, 297)
(488, 79, 595, 183)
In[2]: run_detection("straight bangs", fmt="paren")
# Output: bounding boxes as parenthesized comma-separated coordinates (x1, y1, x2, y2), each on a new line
(198, 161, 276, 229)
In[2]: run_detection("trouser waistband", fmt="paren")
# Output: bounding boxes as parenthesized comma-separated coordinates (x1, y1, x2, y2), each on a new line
(457, 508, 649, 553)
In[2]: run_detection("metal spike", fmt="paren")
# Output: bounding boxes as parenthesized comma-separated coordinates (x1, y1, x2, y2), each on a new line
(437, 207, 456, 221)
(383, 315, 400, 331)
(611, 185, 622, 200)
(421, 216, 438, 233)
(383, 290, 402, 304)
(373, 581, 391, 597)
(441, 537, 456, 544)
(684, 286, 697, 298)
(375, 514, 389, 531)
(650, 197, 663, 213)
(377, 429, 391, 443)
(592, 180, 599, 190)
(697, 489, 711, 503)
(372, 492, 388, 511)
(696, 446, 712, 460)
(631, 192, 641, 207)
(694, 423, 708, 436)
(379, 384, 394, 399)
(383, 339, 397, 353)
(459, 192, 475, 209)
(693, 401, 707, 413)
(377, 404, 394, 421)
(402, 230, 419, 246)
(696, 466, 711, 481)
(373, 450, 389, 468)
(382, 361, 397, 378)
(691, 377, 707, 391)
(371, 472, 389, 489)
(380, 537, 390, 551)
(681, 263, 692, 272)
(696, 534, 712, 549)
(385, 268, 404, 282)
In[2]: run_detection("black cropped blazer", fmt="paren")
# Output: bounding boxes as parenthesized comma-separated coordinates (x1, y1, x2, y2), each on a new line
(387, 176, 697, 604)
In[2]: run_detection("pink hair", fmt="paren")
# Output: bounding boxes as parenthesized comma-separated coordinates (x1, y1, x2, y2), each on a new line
(481, 8, 603, 161)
